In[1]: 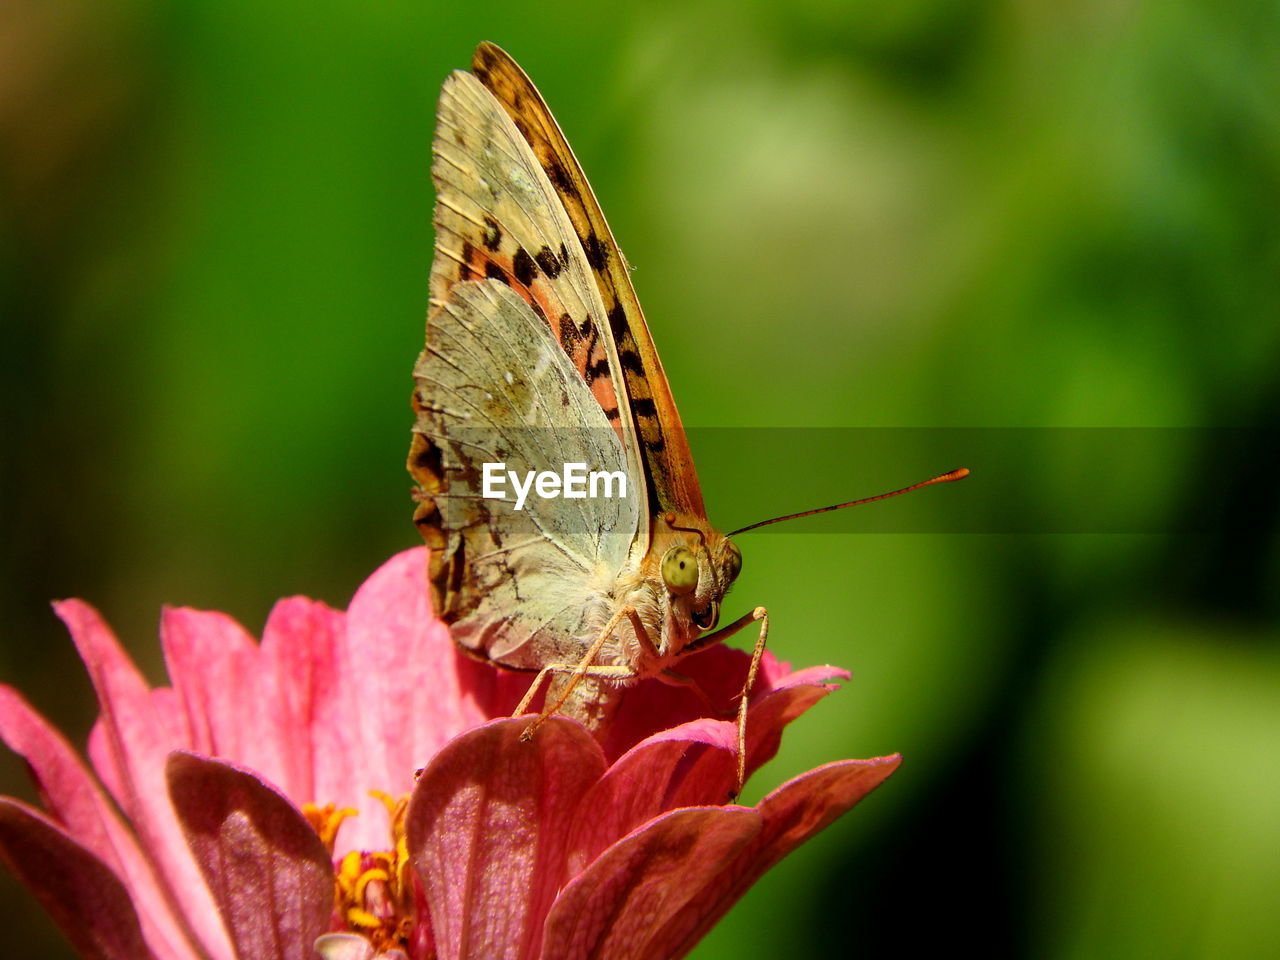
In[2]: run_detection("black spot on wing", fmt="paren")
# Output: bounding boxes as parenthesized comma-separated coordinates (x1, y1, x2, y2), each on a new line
(459, 240, 476, 281)
(619, 349, 644, 374)
(535, 245, 563, 278)
(485, 262, 510, 285)
(603, 406, 621, 421)
(583, 232, 609, 271)
(582, 321, 600, 372)
(410, 437, 441, 472)
(474, 44, 498, 73)
(584, 357, 611, 384)
(631, 397, 658, 418)
(482, 217, 502, 251)
(546, 157, 580, 198)
(607, 303, 628, 338)
(513, 247, 537, 286)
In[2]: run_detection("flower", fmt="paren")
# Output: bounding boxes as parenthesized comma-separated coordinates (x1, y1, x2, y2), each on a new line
(0, 548, 899, 960)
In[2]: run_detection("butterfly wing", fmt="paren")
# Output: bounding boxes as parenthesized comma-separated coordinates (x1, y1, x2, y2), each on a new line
(470, 42, 709, 524)
(410, 279, 639, 668)
(427, 66, 649, 545)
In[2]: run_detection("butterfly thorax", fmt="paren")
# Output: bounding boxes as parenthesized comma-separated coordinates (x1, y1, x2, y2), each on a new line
(548, 524, 742, 734)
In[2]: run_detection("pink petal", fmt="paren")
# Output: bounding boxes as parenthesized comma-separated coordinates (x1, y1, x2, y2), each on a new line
(88, 687, 189, 810)
(407, 717, 606, 960)
(0, 687, 200, 960)
(541, 806, 761, 960)
(0, 686, 133, 869)
(88, 718, 124, 803)
(167, 752, 333, 960)
(162, 606, 293, 790)
(449, 646, 534, 723)
(649, 756, 902, 959)
(329, 548, 487, 851)
(55, 599, 235, 960)
(259, 596, 347, 805)
(565, 721, 739, 876)
(0, 798, 156, 960)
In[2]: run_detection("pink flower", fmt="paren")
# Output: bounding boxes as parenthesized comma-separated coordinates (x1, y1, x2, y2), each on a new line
(0, 548, 898, 960)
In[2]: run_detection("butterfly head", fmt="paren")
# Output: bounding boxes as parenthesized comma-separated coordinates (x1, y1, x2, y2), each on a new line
(654, 520, 743, 644)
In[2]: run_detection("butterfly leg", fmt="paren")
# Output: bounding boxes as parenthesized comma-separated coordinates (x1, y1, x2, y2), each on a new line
(683, 606, 770, 797)
(513, 605, 637, 739)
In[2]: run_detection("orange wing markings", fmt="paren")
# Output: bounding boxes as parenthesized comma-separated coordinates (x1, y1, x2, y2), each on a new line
(442, 228, 624, 429)
(471, 42, 708, 522)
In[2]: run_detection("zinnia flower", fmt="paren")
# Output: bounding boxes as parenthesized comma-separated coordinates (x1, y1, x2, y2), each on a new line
(0, 547, 898, 960)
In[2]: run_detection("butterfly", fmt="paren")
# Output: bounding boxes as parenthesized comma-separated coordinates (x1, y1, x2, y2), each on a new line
(407, 43, 965, 791)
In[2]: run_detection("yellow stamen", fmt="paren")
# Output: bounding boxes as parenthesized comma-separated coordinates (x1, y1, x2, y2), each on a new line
(320, 790, 417, 955)
(346, 906, 382, 930)
(337, 850, 363, 889)
(354, 867, 390, 903)
(302, 802, 359, 852)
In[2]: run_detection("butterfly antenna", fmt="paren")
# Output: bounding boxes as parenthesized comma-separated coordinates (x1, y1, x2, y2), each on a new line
(664, 513, 709, 548)
(728, 467, 970, 537)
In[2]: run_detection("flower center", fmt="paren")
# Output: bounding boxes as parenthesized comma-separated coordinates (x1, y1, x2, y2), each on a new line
(305, 792, 416, 954)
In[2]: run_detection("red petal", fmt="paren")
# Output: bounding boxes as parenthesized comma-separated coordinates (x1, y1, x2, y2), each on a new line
(564, 670, 848, 881)
(541, 807, 761, 960)
(602, 643, 848, 762)
(407, 717, 606, 960)
(0, 798, 156, 960)
(737, 670, 849, 777)
(0, 687, 200, 960)
(648, 756, 902, 959)
(55, 599, 235, 960)
(167, 752, 333, 960)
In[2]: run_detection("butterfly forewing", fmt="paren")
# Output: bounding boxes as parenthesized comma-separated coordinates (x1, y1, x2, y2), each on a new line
(470, 42, 709, 524)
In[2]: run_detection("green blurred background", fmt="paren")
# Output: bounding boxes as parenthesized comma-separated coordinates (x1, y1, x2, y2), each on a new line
(3, 0, 1278, 957)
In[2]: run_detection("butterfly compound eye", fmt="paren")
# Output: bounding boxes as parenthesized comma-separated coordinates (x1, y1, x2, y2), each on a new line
(720, 540, 743, 583)
(661, 545, 699, 595)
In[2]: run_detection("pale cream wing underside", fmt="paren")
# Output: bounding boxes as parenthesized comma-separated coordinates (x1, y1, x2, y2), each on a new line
(431, 71, 650, 553)
(412, 279, 639, 668)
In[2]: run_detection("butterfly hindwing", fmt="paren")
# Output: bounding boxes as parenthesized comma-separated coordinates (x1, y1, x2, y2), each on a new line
(410, 279, 638, 667)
